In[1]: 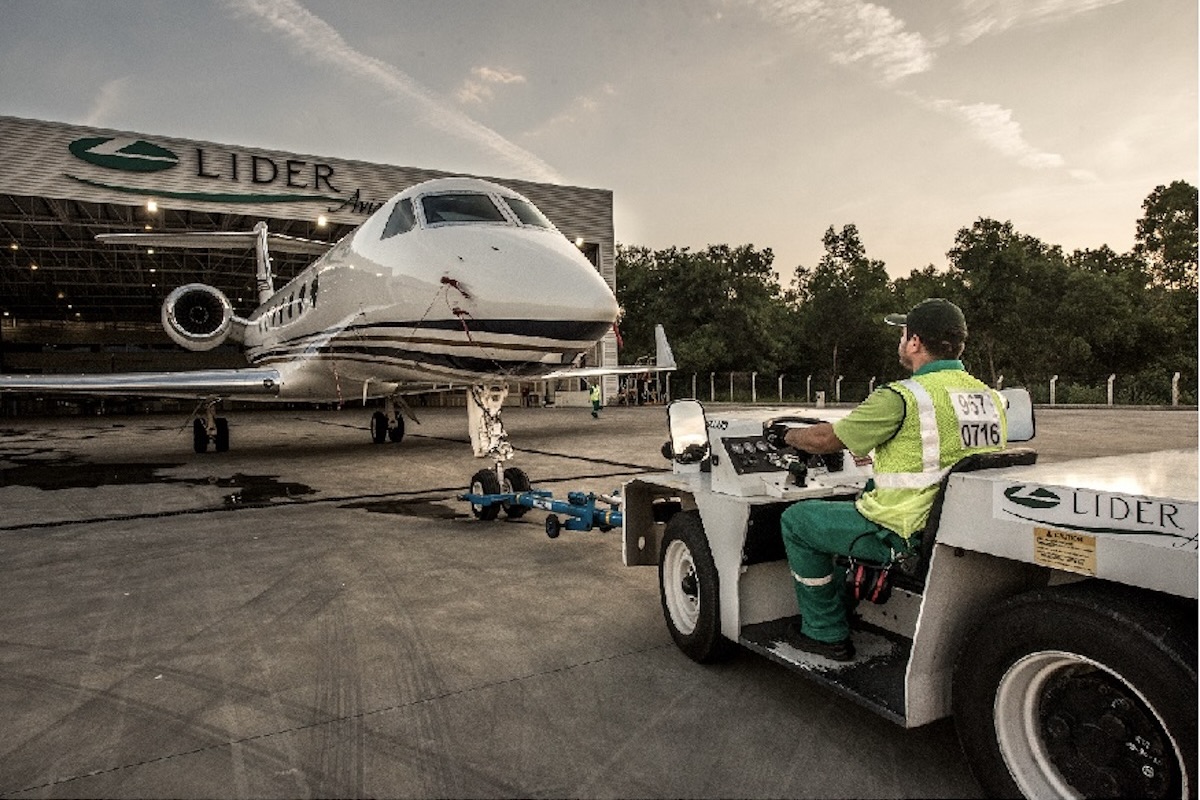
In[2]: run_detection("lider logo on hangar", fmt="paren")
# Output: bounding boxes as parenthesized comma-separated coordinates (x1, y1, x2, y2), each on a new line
(69, 137, 180, 172)
(63, 135, 381, 213)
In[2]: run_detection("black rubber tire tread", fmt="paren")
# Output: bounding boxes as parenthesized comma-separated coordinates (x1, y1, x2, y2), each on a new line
(952, 580, 1197, 799)
(387, 416, 405, 443)
(214, 418, 230, 452)
(658, 510, 734, 664)
(545, 514, 561, 539)
(502, 467, 532, 518)
(370, 411, 388, 444)
(192, 419, 208, 453)
(469, 468, 502, 521)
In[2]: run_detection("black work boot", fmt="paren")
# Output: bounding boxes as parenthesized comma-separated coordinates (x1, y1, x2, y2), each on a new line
(786, 622, 855, 662)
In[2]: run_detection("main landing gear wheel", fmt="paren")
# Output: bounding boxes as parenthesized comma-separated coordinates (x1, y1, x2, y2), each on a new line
(388, 415, 405, 443)
(658, 510, 732, 663)
(953, 581, 1196, 800)
(501, 467, 531, 519)
(468, 469, 502, 521)
(213, 417, 229, 452)
(193, 419, 208, 453)
(370, 411, 388, 444)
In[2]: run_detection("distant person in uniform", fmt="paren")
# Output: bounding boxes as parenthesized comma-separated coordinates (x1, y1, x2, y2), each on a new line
(590, 381, 602, 419)
(765, 299, 1007, 661)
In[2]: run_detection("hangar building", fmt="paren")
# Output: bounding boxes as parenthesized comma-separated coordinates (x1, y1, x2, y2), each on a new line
(0, 115, 617, 409)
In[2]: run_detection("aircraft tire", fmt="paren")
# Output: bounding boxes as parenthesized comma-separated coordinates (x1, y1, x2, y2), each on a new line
(502, 467, 531, 518)
(469, 469, 502, 521)
(387, 416, 405, 443)
(658, 511, 733, 663)
(953, 581, 1196, 800)
(192, 419, 208, 453)
(370, 411, 388, 444)
(214, 418, 230, 452)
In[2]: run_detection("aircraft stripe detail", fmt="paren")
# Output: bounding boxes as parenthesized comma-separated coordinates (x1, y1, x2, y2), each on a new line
(253, 346, 559, 378)
(257, 319, 612, 349)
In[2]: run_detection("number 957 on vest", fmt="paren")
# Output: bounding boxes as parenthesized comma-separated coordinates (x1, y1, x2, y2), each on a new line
(950, 390, 1001, 448)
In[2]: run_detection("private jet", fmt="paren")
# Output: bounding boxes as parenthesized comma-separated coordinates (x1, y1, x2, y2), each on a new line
(0, 177, 674, 496)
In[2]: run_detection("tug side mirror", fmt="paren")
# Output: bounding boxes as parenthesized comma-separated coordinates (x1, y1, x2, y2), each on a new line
(666, 399, 710, 468)
(1000, 387, 1036, 443)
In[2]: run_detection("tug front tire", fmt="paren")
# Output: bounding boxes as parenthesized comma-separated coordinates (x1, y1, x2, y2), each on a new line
(658, 511, 732, 663)
(953, 581, 1196, 799)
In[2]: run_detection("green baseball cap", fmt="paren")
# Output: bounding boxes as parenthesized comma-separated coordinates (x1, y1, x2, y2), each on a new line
(884, 298, 967, 340)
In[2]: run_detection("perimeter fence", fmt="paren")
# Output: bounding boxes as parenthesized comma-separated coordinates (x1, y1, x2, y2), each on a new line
(663, 371, 1198, 408)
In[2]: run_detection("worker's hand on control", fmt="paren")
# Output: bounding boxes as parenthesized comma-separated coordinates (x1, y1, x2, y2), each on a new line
(764, 423, 792, 450)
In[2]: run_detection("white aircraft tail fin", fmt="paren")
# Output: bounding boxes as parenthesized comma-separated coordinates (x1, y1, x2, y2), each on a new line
(654, 324, 675, 370)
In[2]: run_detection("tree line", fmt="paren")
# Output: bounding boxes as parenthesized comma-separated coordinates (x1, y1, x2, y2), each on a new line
(615, 180, 1198, 405)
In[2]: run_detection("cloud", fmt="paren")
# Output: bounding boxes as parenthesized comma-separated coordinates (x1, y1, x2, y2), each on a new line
(954, 0, 1128, 45)
(85, 76, 133, 127)
(736, 0, 936, 84)
(921, 96, 1064, 169)
(524, 84, 617, 139)
(456, 66, 527, 105)
(222, 0, 562, 183)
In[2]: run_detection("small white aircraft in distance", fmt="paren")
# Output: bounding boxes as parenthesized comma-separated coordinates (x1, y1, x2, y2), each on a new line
(0, 177, 675, 497)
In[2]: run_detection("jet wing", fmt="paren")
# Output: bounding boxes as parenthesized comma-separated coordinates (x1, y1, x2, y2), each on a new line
(545, 324, 676, 380)
(96, 230, 332, 256)
(0, 369, 282, 400)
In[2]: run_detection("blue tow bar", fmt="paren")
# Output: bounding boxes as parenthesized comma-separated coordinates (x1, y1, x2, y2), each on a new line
(460, 486, 622, 539)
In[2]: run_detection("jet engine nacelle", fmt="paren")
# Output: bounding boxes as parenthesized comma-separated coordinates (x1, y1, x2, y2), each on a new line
(162, 283, 235, 351)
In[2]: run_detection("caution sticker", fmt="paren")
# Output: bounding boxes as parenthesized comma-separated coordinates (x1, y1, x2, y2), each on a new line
(1033, 527, 1097, 575)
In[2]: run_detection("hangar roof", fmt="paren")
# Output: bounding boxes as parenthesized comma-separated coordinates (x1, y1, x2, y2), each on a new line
(0, 116, 612, 327)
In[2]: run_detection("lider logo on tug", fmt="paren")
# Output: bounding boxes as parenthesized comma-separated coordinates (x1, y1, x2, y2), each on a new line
(999, 483, 1198, 548)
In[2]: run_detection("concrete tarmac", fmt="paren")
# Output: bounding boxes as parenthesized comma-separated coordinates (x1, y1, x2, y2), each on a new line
(0, 404, 1195, 799)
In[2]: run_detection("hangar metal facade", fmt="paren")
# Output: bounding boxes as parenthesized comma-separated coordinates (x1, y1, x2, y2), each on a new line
(0, 115, 617, 380)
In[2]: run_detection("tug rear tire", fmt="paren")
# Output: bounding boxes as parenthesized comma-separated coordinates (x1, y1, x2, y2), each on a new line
(953, 581, 1196, 800)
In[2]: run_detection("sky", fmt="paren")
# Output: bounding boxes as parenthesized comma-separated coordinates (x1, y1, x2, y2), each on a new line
(0, 0, 1195, 280)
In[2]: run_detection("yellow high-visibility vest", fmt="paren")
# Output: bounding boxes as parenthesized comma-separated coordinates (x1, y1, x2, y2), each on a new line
(857, 370, 1007, 538)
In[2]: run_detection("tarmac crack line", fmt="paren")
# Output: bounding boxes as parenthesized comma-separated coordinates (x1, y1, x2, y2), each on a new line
(0, 465, 660, 533)
(0, 641, 674, 797)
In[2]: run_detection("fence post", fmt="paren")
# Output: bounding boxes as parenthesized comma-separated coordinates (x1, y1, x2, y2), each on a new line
(692, 373, 697, 399)
(751, 372, 757, 404)
(806, 374, 812, 404)
(710, 372, 715, 402)
(836, 375, 844, 403)
(1107, 374, 1116, 406)
(1050, 375, 1058, 406)
(665, 374, 671, 403)
(778, 374, 784, 403)
(729, 373, 734, 403)
(996, 374, 1004, 390)
(869, 376, 876, 394)
(1173, 372, 1181, 406)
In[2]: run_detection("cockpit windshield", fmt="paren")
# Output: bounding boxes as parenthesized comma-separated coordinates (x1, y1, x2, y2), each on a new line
(421, 193, 507, 225)
(503, 197, 554, 229)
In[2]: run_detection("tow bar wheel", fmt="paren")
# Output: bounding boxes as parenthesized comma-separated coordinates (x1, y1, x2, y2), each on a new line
(658, 511, 731, 664)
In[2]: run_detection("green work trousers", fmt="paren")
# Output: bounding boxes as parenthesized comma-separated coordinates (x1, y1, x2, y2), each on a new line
(779, 499, 912, 643)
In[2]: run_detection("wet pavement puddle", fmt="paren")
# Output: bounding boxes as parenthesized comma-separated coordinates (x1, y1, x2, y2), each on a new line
(0, 456, 316, 505)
